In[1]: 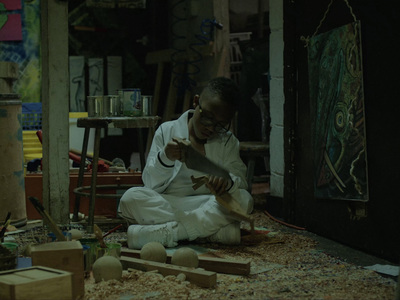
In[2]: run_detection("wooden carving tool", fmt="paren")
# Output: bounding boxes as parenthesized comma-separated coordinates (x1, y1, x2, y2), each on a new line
(103, 223, 123, 238)
(191, 176, 255, 234)
(0, 212, 11, 240)
(93, 224, 107, 248)
(29, 197, 66, 241)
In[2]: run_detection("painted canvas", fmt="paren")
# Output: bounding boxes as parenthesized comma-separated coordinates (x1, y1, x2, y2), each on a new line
(69, 56, 86, 112)
(0, 13, 22, 41)
(0, 0, 41, 103)
(88, 58, 104, 96)
(0, 0, 22, 10)
(308, 21, 368, 201)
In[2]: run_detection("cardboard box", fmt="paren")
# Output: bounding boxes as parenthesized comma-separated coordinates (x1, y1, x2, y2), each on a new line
(0, 266, 73, 300)
(31, 241, 84, 299)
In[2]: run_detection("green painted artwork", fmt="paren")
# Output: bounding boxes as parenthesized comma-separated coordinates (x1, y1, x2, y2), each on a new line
(308, 21, 368, 201)
(0, 0, 41, 103)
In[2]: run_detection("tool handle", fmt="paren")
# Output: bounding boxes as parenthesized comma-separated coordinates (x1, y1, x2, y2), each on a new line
(29, 197, 66, 241)
(94, 224, 107, 248)
(2, 212, 11, 225)
(29, 196, 45, 212)
(0, 219, 10, 239)
(103, 224, 123, 238)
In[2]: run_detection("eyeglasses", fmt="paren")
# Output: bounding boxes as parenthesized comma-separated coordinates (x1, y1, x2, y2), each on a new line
(198, 102, 231, 133)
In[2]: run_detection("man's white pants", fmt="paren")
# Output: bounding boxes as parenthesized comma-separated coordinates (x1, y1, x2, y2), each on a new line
(118, 187, 254, 241)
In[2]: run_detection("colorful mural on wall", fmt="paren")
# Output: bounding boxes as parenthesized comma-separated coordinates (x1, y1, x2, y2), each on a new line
(0, 0, 41, 103)
(0, 0, 22, 42)
(308, 21, 369, 201)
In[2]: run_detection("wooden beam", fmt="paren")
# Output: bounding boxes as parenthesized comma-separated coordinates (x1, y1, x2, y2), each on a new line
(120, 256, 217, 288)
(121, 249, 250, 275)
(41, 0, 70, 223)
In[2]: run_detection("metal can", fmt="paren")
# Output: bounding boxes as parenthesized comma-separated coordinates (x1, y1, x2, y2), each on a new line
(87, 96, 103, 117)
(141, 95, 153, 116)
(102, 96, 110, 117)
(119, 88, 142, 117)
(104, 95, 121, 117)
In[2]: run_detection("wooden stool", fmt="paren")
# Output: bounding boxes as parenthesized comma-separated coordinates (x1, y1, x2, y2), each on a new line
(239, 141, 270, 193)
(72, 116, 160, 233)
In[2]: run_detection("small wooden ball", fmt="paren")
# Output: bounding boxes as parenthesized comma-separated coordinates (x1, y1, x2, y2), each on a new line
(171, 247, 199, 268)
(93, 256, 123, 283)
(140, 242, 167, 263)
(68, 229, 83, 240)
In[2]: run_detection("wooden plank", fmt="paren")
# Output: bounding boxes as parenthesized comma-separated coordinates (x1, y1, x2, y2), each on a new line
(121, 249, 250, 275)
(152, 62, 164, 115)
(162, 71, 179, 121)
(120, 256, 217, 288)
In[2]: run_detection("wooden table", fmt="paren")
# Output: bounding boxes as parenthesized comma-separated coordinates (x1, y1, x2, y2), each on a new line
(72, 116, 160, 232)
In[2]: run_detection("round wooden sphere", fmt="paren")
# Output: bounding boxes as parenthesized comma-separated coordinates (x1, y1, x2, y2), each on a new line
(171, 247, 199, 268)
(140, 242, 167, 263)
(68, 229, 83, 240)
(93, 256, 123, 283)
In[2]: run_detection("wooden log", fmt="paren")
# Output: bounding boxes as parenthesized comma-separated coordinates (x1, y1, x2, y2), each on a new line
(120, 256, 217, 288)
(121, 249, 250, 275)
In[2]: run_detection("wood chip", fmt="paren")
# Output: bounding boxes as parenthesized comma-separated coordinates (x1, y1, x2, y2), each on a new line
(83, 210, 397, 299)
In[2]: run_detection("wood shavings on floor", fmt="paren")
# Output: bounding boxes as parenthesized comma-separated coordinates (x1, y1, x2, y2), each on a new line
(83, 210, 397, 299)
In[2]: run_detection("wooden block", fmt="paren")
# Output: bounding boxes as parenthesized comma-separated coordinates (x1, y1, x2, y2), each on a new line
(31, 241, 84, 299)
(0, 266, 73, 300)
(120, 256, 217, 288)
(121, 249, 250, 275)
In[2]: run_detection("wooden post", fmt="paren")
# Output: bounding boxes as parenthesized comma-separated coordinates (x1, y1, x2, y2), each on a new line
(41, 0, 70, 223)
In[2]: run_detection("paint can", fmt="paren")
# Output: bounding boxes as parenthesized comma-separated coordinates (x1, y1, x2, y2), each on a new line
(79, 238, 99, 271)
(118, 88, 142, 117)
(102, 96, 110, 117)
(87, 96, 103, 117)
(0, 94, 27, 227)
(96, 243, 121, 260)
(141, 95, 153, 116)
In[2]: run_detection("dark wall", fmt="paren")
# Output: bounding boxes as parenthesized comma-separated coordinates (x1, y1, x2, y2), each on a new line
(285, 0, 400, 262)
(68, 0, 169, 94)
(68, 1, 169, 167)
